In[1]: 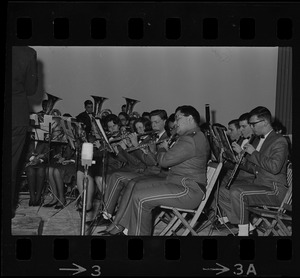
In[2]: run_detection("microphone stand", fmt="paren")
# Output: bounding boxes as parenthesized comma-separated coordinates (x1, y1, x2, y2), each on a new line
(80, 164, 90, 235)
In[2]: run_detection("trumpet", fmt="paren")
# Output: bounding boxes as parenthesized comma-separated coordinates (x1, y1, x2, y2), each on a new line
(126, 137, 169, 153)
(109, 130, 156, 143)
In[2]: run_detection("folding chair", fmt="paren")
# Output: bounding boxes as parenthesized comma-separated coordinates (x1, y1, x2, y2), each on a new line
(156, 161, 223, 236)
(248, 162, 292, 236)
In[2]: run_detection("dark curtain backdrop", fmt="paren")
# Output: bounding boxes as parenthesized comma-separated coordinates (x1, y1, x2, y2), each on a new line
(275, 47, 292, 134)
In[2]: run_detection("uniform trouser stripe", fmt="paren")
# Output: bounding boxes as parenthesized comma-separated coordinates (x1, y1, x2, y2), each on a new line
(239, 183, 278, 224)
(135, 178, 189, 235)
(106, 176, 129, 211)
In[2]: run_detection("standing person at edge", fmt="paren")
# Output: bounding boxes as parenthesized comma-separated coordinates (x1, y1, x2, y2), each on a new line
(101, 105, 210, 236)
(12, 46, 38, 218)
(218, 106, 289, 236)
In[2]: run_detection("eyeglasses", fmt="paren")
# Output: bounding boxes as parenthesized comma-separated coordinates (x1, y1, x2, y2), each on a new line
(249, 120, 264, 127)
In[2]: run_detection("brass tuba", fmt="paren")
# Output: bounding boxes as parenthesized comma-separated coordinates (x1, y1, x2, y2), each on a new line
(124, 97, 140, 117)
(44, 92, 62, 115)
(91, 95, 108, 118)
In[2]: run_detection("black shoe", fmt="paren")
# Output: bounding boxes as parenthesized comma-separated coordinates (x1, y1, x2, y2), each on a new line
(29, 199, 34, 206)
(33, 199, 42, 206)
(77, 206, 93, 213)
(95, 216, 111, 227)
(249, 229, 258, 236)
(43, 201, 58, 208)
(54, 201, 67, 210)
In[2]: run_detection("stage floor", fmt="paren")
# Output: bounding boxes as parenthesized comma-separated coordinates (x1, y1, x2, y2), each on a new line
(12, 190, 240, 236)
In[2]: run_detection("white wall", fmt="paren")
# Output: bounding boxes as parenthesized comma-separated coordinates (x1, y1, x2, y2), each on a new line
(29, 46, 278, 126)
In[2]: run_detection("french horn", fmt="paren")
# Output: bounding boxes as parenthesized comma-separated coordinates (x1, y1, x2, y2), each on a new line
(91, 95, 108, 118)
(124, 97, 140, 117)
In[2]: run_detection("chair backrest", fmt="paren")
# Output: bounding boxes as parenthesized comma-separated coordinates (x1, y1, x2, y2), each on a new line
(188, 162, 222, 220)
(281, 162, 292, 212)
(207, 161, 222, 187)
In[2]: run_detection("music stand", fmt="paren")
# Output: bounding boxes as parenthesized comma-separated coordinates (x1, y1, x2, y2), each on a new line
(48, 117, 83, 217)
(212, 125, 237, 164)
(36, 116, 69, 212)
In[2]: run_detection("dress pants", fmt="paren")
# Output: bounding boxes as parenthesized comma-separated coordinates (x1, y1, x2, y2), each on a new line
(104, 171, 144, 215)
(218, 181, 287, 224)
(118, 176, 205, 236)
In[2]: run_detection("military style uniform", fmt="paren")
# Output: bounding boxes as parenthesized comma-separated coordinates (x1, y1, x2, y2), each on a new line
(118, 127, 210, 235)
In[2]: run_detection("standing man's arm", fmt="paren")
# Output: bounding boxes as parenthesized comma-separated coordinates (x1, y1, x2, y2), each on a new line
(25, 48, 38, 96)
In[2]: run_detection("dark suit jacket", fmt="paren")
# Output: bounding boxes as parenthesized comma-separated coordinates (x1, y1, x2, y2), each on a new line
(243, 130, 288, 186)
(76, 111, 93, 136)
(12, 46, 38, 127)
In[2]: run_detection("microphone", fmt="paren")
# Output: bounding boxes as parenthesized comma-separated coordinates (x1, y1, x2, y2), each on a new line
(81, 142, 94, 167)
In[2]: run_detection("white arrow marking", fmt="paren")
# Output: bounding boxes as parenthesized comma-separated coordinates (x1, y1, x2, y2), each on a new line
(59, 263, 86, 275)
(203, 263, 230, 275)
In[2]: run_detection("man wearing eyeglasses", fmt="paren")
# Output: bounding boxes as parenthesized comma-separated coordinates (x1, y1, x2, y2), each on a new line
(220, 106, 289, 236)
(100, 105, 210, 236)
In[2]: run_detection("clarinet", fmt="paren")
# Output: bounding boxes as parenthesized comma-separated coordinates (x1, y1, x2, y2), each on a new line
(225, 135, 256, 190)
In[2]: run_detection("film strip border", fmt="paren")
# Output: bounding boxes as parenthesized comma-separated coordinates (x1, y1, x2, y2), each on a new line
(5, 237, 294, 276)
(6, 2, 300, 45)
(4, 1, 300, 276)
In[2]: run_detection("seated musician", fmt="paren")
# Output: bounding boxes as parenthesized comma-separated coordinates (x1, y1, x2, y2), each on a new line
(76, 134, 103, 214)
(95, 109, 169, 226)
(218, 106, 289, 236)
(24, 138, 50, 206)
(76, 114, 133, 215)
(94, 116, 153, 197)
(227, 119, 242, 144)
(213, 112, 257, 227)
(100, 105, 210, 236)
(118, 112, 130, 131)
(44, 141, 76, 209)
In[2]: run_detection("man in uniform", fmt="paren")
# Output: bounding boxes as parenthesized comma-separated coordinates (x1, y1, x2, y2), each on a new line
(101, 105, 210, 236)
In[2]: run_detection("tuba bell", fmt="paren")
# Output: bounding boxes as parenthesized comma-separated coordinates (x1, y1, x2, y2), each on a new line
(124, 97, 140, 117)
(91, 95, 108, 118)
(44, 92, 62, 115)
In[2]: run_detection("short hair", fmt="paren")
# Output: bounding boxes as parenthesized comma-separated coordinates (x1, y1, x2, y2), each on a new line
(104, 114, 121, 128)
(118, 112, 130, 121)
(84, 100, 93, 107)
(142, 111, 150, 118)
(238, 113, 250, 122)
(228, 119, 240, 129)
(133, 117, 152, 133)
(175, 105, 201, 126)
(122, 104, 126, 108)
(249, 106, 272, 123)
(150, 109, 168, 121)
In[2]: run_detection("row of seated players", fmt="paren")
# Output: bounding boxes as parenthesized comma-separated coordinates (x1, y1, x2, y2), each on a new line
(25, 105, 290, 236)
(22, 110, 176, 210)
